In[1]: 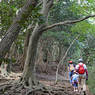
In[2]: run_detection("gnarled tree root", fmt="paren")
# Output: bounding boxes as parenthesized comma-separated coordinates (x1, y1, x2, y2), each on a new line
(0, 79, 73, 95)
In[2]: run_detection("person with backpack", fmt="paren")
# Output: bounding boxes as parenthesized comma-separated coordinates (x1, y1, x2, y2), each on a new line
(71, 70, 78, 92)
(68, 60, 76, 86)
(76, 59, 88, 95)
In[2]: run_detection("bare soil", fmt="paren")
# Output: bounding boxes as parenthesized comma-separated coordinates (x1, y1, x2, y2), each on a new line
(0, 62, 94, 95)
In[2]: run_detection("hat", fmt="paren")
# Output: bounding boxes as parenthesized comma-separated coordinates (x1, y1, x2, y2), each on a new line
(73, 70, 77, 74)
(69, 60, 73, 63)
(78, 59, 83, 62)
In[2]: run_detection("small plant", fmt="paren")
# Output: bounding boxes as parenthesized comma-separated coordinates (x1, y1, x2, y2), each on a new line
(2, 90, 6, 93)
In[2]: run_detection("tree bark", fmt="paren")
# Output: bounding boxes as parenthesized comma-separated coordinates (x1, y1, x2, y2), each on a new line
(0, 0, 38, 66)
(20, 30, 31, 69)
(21, 0, 54, 87)
(57, 43, 62, 62)
(37, 41, 44, 64)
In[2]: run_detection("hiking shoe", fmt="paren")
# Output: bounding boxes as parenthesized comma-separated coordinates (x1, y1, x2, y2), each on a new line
(83, 91, 86, 95)
(75, 90, 78, 92)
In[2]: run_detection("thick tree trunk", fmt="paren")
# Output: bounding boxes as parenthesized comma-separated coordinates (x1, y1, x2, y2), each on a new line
(21, 24, 43, 87)
(0, 0, 38, 66)
(21, 0, 53, 87)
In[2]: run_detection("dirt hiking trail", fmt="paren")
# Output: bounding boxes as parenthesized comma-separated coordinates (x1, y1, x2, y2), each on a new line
(0, 63, 94, 95)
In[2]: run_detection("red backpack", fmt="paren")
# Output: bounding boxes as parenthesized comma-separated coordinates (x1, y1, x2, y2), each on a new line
(78, 64, 85, 74)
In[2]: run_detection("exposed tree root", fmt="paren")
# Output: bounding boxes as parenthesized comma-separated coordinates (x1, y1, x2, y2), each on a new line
(25, 87, 43, 95)
(1, 66, 22, 80)
(0, 78, 74, 95)
(0, 67, 75, 95)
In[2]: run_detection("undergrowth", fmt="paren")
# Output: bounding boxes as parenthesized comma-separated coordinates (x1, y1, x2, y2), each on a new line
(87, 65, 95, 94)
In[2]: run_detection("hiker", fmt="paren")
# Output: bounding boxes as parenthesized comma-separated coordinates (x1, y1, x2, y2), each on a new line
(71, 70, 78, 92)
(68, 60, 76, 86)
(76, 59, 88, 95)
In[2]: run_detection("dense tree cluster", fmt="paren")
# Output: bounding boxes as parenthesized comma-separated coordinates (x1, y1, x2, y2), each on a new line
(0, 0, 95, 94)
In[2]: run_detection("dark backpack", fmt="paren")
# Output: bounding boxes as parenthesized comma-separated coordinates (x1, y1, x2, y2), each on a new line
(78, 64, 85, 74)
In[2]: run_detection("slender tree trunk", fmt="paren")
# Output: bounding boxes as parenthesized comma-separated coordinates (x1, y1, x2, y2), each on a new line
(55, 35, 79, 83)
(57, 43, 62, 62)
(6, 43, 15, 73)
(20, 30, 31, 69)
(0, 0, 38, 66)
(47, 37, 54, 63)
(20, 0, 53, 87)
(37, 42, 44, 64)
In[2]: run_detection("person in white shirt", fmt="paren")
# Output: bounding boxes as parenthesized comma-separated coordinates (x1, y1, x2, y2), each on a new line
(76, 59, 88, 95)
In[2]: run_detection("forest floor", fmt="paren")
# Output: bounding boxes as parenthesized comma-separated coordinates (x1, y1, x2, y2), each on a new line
(0, 62, 94, 95)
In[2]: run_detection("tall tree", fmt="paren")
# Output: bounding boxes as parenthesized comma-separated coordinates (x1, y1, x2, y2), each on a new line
(20, 0, 54, 87)
(0, 0, 38, 66)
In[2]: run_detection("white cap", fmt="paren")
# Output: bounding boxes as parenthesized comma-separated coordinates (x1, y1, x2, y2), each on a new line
(78, 59, 83, 62)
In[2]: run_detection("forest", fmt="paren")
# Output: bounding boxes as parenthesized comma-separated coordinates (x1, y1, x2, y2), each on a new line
(0, 0, 95, 95)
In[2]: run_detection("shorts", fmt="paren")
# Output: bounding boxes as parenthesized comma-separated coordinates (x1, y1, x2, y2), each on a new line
(73, 82, 78, 87)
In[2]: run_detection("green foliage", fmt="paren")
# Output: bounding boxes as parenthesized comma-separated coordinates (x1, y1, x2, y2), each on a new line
(0, 0, 26, 37)
(30, 7, 45, 25)
(0, 0, 44, 37)
(71, 21, 95, 34)
(0, 58, 16, 63)
(49, 0, 80, 25)
(0, 2, 17, 36)
(70, 0, 95, 16)
(19, 7, 45, 28)
(87, 65, 95, 94)
(71, 21, 95, 41)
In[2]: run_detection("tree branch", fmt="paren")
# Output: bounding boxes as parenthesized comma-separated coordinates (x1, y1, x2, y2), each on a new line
(55, 35, 80, 83)
(41, 15, 95, 31)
